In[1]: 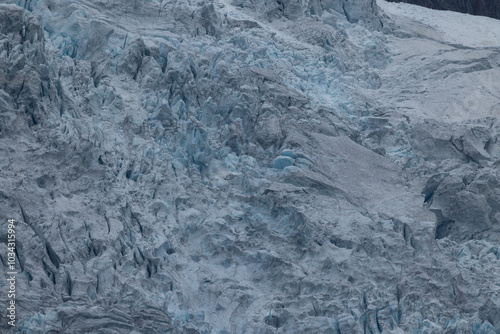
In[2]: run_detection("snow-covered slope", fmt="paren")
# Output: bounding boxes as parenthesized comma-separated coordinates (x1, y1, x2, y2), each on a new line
(0, 0, 499, 333)
(372, 0, 500, 124)
(385, 0, 500, 21)
(379, 0, 500, 47)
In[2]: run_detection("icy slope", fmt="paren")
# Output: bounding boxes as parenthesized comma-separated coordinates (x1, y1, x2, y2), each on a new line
(379, 0, 500, 48)
(0, 0, 500, 333)
(385, 0, 500, 21)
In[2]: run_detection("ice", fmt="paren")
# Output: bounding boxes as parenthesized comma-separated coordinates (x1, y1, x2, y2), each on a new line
(1, 0, 500, 332)
(272, 156, 295, 169)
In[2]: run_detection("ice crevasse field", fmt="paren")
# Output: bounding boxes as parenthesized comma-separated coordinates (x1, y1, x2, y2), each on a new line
(0, 0, 500, 332)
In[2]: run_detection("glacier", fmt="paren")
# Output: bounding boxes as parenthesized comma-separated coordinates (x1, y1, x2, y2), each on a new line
(0, 0, 500, 333)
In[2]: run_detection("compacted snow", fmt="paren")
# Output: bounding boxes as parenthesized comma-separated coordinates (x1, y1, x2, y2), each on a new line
(378, 0, 500, 48)
(1, 0, 500, 333)
(370, 0, 500, 124)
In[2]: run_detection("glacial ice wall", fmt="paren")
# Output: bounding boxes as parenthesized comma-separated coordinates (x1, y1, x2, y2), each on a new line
(0, 0, 500, 333)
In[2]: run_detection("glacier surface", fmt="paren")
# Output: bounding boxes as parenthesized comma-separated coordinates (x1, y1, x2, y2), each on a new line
(0, 0, 500, 332)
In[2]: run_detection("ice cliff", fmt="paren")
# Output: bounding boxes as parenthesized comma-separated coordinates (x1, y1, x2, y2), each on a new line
(1, 0, 500, 333)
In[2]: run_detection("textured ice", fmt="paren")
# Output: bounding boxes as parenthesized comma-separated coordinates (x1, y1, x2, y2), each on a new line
(0, 0, 500, 333)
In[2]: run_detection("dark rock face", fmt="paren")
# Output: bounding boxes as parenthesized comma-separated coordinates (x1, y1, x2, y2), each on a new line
(386, 0, 500, 20)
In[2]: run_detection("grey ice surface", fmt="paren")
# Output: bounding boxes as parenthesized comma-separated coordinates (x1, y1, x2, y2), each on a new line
(386, 0, 500, 20)
(0, 0, 500, 333)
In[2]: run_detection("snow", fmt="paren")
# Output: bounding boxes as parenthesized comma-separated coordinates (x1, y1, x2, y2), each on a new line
(366, 0, 500, 125)
(377, 0, 500, 48)
(2, 0, 500, 332)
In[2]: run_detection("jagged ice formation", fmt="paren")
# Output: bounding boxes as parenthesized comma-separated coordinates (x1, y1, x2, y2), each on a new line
(1, 0, 500, 333)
